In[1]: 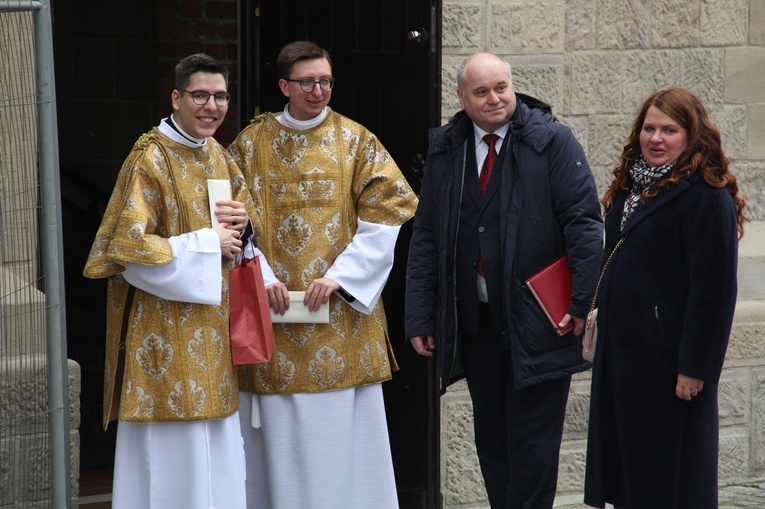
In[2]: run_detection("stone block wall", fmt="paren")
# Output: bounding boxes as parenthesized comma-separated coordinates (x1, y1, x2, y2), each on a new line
(0, 358, 81, 508)
(439, 0, 765, 506)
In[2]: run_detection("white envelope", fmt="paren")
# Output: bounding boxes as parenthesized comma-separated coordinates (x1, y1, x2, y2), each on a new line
(207, 179, 232, 226)
(270, 291, 330, 323)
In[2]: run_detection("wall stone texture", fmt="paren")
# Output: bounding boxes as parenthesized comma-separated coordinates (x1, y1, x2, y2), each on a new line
(0, 359, 80, 508)
(440, 1, 765, 506)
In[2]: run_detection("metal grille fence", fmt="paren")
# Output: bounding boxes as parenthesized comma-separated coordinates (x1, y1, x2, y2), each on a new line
(0, 1, 72, 508)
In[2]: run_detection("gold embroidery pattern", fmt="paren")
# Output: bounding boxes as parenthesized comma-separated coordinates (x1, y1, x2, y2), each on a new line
(135, 333, 174, 380)
(143, 185, 161, 199)
(256, 350, 296, 391)
(273, 129, 308, 168)
(396, 178, 413, 198)
(359, 340, 390, 379)
(107, 277, 125, 315)
(298, 179, 335, 201)
(308, 345, 345, 388)
(320, 126, 358, 164)
(272, 260, 291, 285)
(129, 384, 155, 420)
(126, 222, 145, 241)
(343, 128, 360, 164)
(156, 299, 174, 325)
(188, 380, 207, 416)
(218, 370, 235, 412)
(150, 146, 170, 184)
(124, 193, 139, 213)
(324, 213, 341, 252)
(329, 300, 346, 339)
(131, 301, 145, 329)
(179, 302, 193, 325)
(363, 136, 390, 164)
(165, 146, 190, 180)
(270, 182, 287, 201)
(210, 327, 224, 368)
(164, 195, 180, 234)
(276, 213, 312, 257)
(281, 322, 315, 348)
(300, 257, 329, 287)
(168, 379, 208, 418)
(252, 173, 263, 192)
(187, 327, 209, 369)
(349, 306, 364, 337)
(168, 381, 186, 418)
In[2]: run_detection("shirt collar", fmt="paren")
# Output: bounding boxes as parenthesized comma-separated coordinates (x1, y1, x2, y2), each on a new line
(472, 122, 510, 149)
(160, 115, 207, 148)
(277, 104, 330, 130)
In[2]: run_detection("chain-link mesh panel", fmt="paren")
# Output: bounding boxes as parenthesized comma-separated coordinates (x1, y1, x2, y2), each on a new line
(1, 2, 72, 507)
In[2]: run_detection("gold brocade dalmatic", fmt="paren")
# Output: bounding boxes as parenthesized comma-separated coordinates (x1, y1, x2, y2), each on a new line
(230, 110, 418, 395)
(83, 129, 259, 428)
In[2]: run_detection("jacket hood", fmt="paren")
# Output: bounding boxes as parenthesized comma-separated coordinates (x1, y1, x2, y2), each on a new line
(431, 93, 556, 155)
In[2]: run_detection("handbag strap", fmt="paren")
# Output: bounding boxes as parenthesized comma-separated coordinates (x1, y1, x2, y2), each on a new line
(588, 235, 628, 313)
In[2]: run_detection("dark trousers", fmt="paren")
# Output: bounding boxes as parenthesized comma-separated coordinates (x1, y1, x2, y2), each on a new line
(462, 304, 572, 509)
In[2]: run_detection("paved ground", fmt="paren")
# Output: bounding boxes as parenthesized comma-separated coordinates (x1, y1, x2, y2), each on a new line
(552, 478, 765, 508)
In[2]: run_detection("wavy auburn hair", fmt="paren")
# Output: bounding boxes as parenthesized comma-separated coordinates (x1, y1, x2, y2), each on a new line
(602, 88, 747, 238)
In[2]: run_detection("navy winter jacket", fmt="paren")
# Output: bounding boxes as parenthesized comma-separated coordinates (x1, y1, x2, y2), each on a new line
(405, 94, 603, 392)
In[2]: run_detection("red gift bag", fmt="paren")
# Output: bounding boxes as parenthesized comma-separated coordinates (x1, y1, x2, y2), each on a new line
(229, 254, 275, 365)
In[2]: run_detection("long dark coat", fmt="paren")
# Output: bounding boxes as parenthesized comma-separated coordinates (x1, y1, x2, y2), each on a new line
(405, 95, 603, 392)
(584, 172, 739, 508)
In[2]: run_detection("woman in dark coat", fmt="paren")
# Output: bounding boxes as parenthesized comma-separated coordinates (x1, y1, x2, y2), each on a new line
(584, 88, 748, 509)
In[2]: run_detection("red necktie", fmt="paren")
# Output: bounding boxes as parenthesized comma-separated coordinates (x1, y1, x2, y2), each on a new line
(477, 133, 499, 276)
(479, 133, 499, 196)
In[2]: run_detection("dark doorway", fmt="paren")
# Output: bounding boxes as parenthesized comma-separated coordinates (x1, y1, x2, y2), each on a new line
(239, 2, 442, 507)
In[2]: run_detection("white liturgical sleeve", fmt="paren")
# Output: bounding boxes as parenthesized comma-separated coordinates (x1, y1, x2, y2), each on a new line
(122, 228, 223, 305)
(325, 219, 401, 315)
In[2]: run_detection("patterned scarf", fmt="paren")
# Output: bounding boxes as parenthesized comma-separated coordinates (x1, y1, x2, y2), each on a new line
(621, 156, 675, 230)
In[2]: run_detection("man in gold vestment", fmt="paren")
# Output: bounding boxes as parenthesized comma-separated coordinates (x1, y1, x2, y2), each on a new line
(83, 54, 257, 509)
(229, 41, 418, 509)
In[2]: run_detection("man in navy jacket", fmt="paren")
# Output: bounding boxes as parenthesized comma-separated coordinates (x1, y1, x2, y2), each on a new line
(405, 52, 602, 508)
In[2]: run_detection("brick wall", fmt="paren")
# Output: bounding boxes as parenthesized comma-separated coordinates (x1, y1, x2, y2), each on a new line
(155, 0, 240, 144)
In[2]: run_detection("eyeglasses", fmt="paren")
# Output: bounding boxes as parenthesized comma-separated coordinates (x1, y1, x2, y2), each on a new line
(286, 77, 335, 92)
(181, 90, 231, 106)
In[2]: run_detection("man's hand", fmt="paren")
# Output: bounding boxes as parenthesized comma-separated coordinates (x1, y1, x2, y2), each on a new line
(304, 277, 339, 311)
(558, 314, 584, 336)
(676, 373, 704, 401)
(410, 335, 436, 357)
(215, 199, 249, 231)
(214, 223, 242, 260)
(266, 281, 290, 315)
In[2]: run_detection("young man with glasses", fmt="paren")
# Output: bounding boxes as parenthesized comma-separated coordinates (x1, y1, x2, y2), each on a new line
(84, 53, 257, 509)
(229, 40, 418, 509)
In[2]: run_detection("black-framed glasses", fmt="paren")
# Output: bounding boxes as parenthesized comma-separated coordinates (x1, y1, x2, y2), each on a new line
(286, 77, 335, 92)
(181, 89, 231, 106)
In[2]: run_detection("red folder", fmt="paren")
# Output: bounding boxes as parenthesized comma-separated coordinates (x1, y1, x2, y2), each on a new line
(525, 256, 574, 336)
